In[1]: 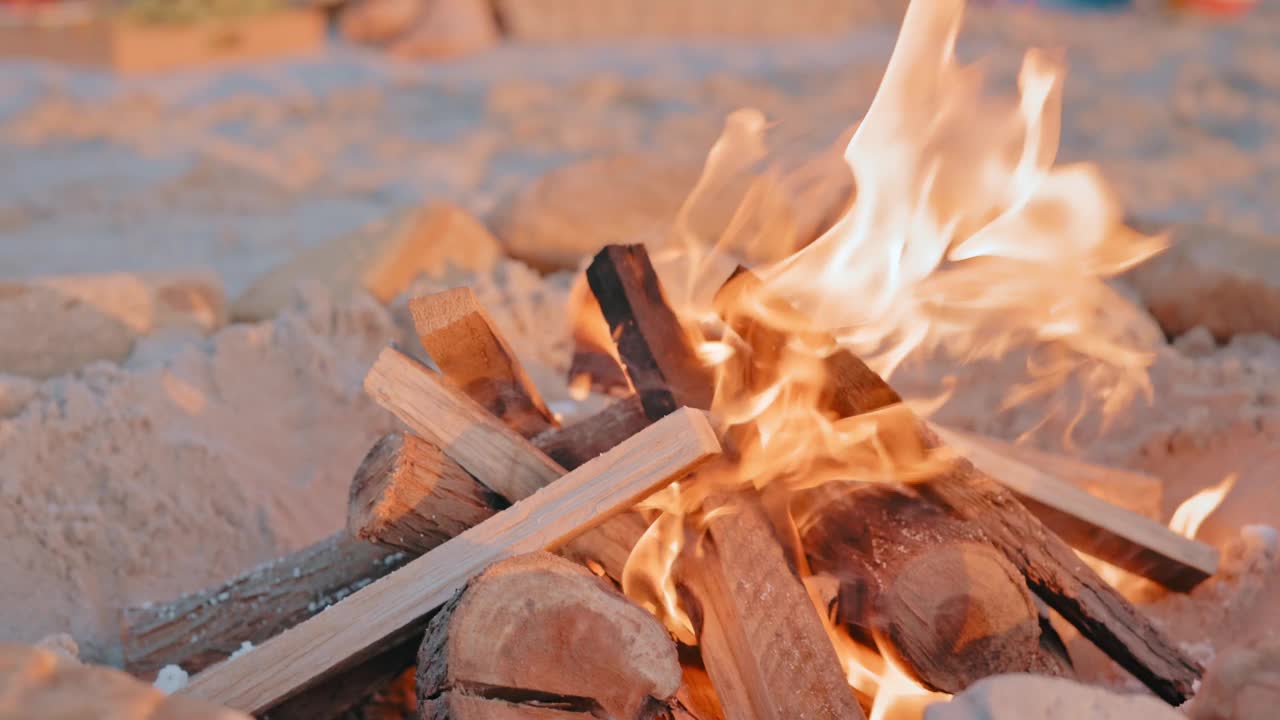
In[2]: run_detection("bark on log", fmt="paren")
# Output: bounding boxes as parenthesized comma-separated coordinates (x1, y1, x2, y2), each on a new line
(417, 552, 682, 720)
(349, 432, 509, 555)
(531, 396, 649, 471)
(121, 533, 409, 677)
(801, 484, 1072, 693)
(409, 287, 558, 438)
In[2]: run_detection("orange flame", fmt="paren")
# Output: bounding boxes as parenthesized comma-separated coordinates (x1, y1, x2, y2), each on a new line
(1170, 473, 1237, 540)
(611, 0, 1167, 715)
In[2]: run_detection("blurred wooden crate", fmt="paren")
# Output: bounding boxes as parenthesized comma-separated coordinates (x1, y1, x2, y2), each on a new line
(0, 8, 325, 72)
(493, 0, 880, 39)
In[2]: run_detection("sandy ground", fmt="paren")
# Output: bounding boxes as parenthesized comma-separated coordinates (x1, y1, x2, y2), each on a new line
(0, 2, 1278, 707)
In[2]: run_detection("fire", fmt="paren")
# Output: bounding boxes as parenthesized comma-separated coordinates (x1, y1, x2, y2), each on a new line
(607, 0, 1167, 715)
(1170, 473, 1237, 540)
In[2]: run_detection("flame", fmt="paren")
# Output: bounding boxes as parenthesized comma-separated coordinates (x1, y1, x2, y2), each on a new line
(1170, 473, 1237, 540)
(607, 0, 1167, 715)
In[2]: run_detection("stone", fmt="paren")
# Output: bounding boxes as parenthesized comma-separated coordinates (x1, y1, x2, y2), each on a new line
(0, 644, 249, 719)
(0, 271, 226, 380)
(231, 202, 502, 322)
(1125, 221, 1280, 342)
(925, 674, 1183, 720)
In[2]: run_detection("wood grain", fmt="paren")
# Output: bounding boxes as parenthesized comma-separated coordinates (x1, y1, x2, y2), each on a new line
(181, 408, 721, 713)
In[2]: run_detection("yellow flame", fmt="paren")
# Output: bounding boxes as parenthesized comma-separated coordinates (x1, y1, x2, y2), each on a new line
(1170, 473, 1237, 540)
(613, 0, 1166, 711)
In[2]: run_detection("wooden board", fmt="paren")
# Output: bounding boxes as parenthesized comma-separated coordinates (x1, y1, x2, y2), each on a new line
(933, 425, 1217, 592)
(181, 407, 720, 713)
(0, 9, 325, 73)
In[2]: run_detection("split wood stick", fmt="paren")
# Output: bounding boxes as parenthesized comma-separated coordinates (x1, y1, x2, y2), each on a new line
(587, 244, 714, 420)
(363, 346, 646, 579)
(417, 552, 682, 719)
(121, 532, 409, 677)
(684, 496, 865, 720)
(349, 432, 509, 555)
(409, 287, 559, 438)
(180, 407, 721, 713)
(801, 484, 1071, 693)
(932, 425, 1164, 519)
(934, 425, 1217, 592)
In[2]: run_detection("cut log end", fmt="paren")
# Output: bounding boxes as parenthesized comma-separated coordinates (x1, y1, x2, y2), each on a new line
(417, 552, 682, 720)
(349, 432, 508, 555)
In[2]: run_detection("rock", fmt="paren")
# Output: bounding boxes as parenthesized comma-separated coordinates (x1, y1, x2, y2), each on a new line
(1125, 221, 1280, 342)
(1187, 637, 1280, 720)
(0, 644, 249, 719)
(925, 674, 1183, 720)
(231, 202, 502, 322)
(389, 0, 498, 59)
(0, 271, 226, 380)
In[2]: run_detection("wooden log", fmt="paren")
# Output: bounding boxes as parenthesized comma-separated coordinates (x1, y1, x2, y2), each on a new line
(348, 432, 509, 556)
(267, 638, 419, 720)
(683, 496, 866, 720)
(567, 275, 633, 398)
(121, 532, 409, 678)
(417, 552, 682, 720)
(933, 425, 1217, 592)
(800, 484, 1071, 693)
(409, 287, 558, 438)
(586, 245, 714, 420)
(933, 426, 1163, 519)
(531, 396, 649, 471)
(180, 407, 721, 713)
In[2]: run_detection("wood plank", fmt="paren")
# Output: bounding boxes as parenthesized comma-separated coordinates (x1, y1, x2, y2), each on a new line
(933, 425, 1216, 592)
(686, 496, 865, 720)
(364, 346, 563, 502)
(180, 408, 721, 713)
(121, 533, 408, 677)
(586, 245, 714, 420)
(932, 426, 1163, 519)
(409, 287, 558, 438)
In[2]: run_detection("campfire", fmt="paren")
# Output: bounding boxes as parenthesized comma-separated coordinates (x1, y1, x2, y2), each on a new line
(116, 0, 1235, 717)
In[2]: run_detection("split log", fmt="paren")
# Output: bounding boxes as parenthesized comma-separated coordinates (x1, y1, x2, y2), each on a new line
(801, 484, 1072, 693)
(683, 496, 866, 720)
(934, 426, 1163, 519)
(934, 425, 1217, 592)
(121, 532, 409, 677)
(417, 552, 682, 720)
(409, 287, 558, 438)
(531, 396, 649, 471)
(586, 245, 714, 420)
(348, 432, 509, 555)
(180, 408, 721, 714)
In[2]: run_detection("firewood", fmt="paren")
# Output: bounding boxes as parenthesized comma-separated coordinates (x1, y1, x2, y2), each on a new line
(683, 496, 866, 720)
(409, 287, 558, 438)
(121, 532, 409, 677)
(531, 396, 649, 471)
(349, 432, 509, 555)
(934, 425, 1217, 592)
(417, 552, 682, 720)
(268, 639, 419, 720)
(586, 245, 714, 420)
(180, 407, 721, 714)
(801, 484, 1072, 693)
(567, 275, 633, 398)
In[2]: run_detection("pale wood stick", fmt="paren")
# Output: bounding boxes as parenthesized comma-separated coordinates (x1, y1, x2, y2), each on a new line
(933, 425, 1217, 592)
(180, 408, 721, 713)
(121, 533, 408, 677)
(409, 287, 558, 438)
(933, 425, 1163, 519)
(685, 497, 865, 720)
(364, 345, 562, 502)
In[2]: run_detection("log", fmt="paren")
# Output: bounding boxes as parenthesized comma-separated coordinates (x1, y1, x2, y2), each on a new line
(800, 484, 1071, 693)
(180, 407, 721, 713)
(933, 426, 1163, 519)
(934, 425, 1217, 592)
(586, 245, 714, 420)
(567, 275, 633, 398)
(121, 532, 409, 677)
(683, 496, 865, 720)
(417, 552, 682, 720)
(348, 432, 509, 556)
(531, 396, 649, 471)
(409, 287, 558, 438)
